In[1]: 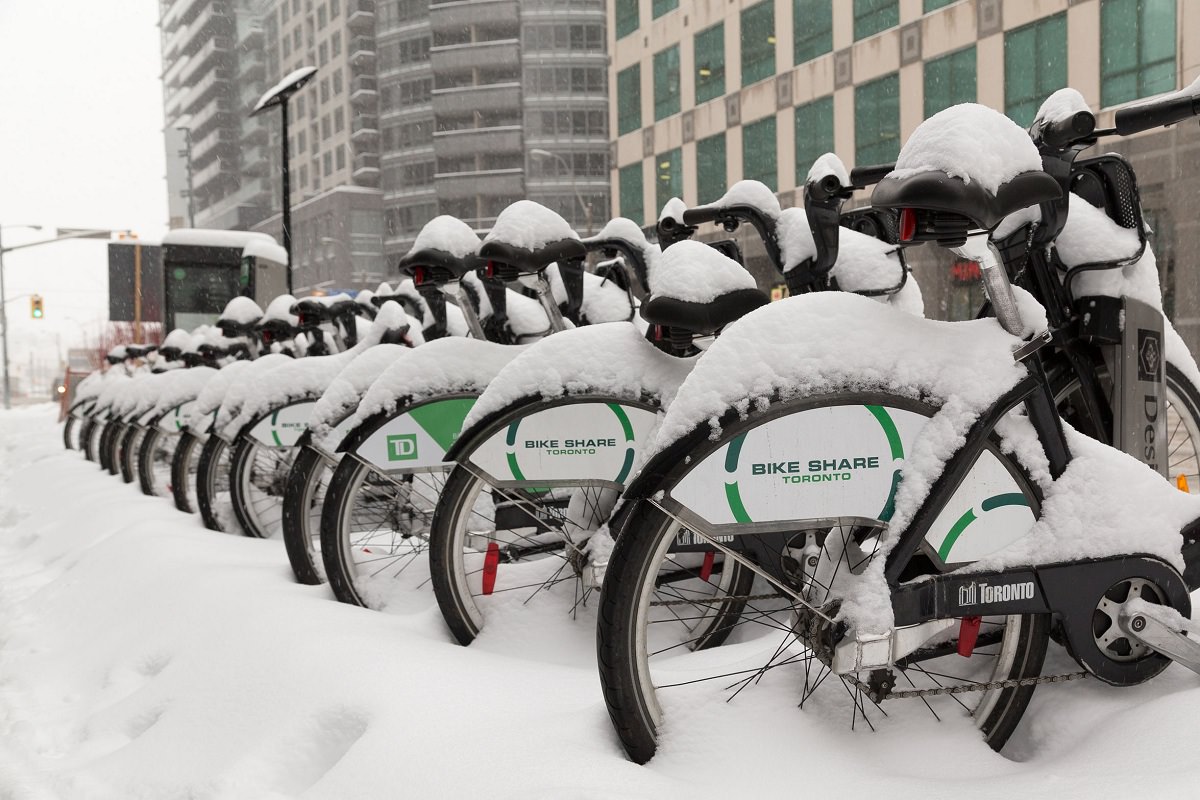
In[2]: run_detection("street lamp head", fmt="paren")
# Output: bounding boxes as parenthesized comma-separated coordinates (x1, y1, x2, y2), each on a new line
(529, 148, 553, 159)
(251, 66, 318, 116)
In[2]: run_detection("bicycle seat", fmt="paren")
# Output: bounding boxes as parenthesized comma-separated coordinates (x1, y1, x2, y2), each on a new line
(125, 344, 157, 359)
(292, 297, 338, 327)
(476, 238, 586, 281)
(873, 169, 1061, 232)
(641, 289, 767, 336)
(399, 247, 474, 286)
(257, 318, 296, 345)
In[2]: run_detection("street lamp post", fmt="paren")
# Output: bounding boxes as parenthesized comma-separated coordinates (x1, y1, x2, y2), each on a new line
(0, 226, 120, 410)
(251, 66, 318, 294)
(529, 148, 593, 235)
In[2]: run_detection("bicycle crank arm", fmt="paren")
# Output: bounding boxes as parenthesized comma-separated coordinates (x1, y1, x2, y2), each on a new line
(1119, 601, 1200, 677)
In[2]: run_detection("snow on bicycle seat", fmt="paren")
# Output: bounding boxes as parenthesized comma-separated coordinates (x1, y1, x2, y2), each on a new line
(156, 328, 191, 362)
(398, 215, 482, 285)
(216, 296, 264, 337)
(476, 200, 585, 279)
(873, 103, 1061, 232)
(640, 239, 767, 335)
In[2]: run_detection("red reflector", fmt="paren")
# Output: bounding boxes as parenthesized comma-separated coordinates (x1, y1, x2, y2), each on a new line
(899, 208, 917, 242)
(413, 266, 426, 285)
(485, 260, 496, 278)
(957, 615, 982, 657)
(700, 551, 714, 582)
(654, 325, 663, 342)
(482, 542, 500, 595)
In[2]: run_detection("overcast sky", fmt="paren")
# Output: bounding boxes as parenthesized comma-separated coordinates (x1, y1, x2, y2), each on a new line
(0, 0, 166, 374)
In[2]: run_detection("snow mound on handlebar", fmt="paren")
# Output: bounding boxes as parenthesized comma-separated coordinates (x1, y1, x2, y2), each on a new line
(220, 296, 264, 325)
(587, 216, 661, 273)
(463, 322, 694, 429)
(309, 344, 409, 447)
(353, 338, 524, 422)
(806, 152, 850, 186)
(659, 197, 686, 224)
(218, 303, 412, 434)
(1031, 88, 1091, 138)
(649, 239, 756, 303)
(691, 180, 782, 221)
(889, 103, 1042, 194)
(775, 207, 919, 311)
(485, 200, 579, 250)
(411, 215, 481, 259)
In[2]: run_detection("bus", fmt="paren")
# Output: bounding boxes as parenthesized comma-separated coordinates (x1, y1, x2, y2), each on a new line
(160, 229, 288, 330)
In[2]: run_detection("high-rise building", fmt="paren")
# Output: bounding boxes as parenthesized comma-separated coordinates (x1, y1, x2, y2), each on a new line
(379, 0, 610, 259)
(609, 0, 1200, 337)
(160, 0, 275, 231)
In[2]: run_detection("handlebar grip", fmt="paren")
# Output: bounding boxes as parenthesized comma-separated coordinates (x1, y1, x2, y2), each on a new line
(680, 206, 722, 225)
(806, 174, 844, 204)
(1037, 109, 1096, 148)
(1115, 90, 1200, 136)
(849, 163, 895, 188)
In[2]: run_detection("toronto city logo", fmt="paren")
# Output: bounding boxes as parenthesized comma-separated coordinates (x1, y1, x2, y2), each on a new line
(957, 580, 1036, 607)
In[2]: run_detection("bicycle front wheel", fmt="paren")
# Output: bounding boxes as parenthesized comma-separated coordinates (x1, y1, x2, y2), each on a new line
(170, 431, 202, 513)
(281, 445, 335, 584)
(196, 435, 232, 532)
(138, 427, 180, 497)
(229, 436, 298, 539)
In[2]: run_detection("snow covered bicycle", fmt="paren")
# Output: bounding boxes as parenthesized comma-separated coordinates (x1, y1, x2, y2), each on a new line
(596, 87, 1200, 763)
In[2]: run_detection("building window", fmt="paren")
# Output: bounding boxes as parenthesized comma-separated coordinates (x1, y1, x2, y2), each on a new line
(742, 115, 777, 187)
(330, 0, 338, 15)
(794, 0, 832, 65)
(331, 31, 340, 56)
(924, 0, 957, 11)
(319, 41, 328, 66)
(924, 45, 976, 117)
(320, 78, 329, 103)
(616, 0, 638, 39)
(1004, 13, 1067, 126)
(318, 4, 327, 27)
(324, 151, 332, 175)
(619, 162, 644, 223)
(335, 107, 344, 131)
(656, 148, 683, 211)
(322, 114, 331, 138)
(653, 45, 681, 121)
(696, 132, 726, 203)
(1101, 0, 1176, 107)
(617, 64, 641, 135)
(855, 72, 900, 165)
(853, 0, 898, 40)
(794, 96, 834, 183)
(333, 69, 343, 94)
(694, 23, 725, 104)
(653, 0, 678, 18)
(740, 2, 776, 86)
(283, 36, 291, 57)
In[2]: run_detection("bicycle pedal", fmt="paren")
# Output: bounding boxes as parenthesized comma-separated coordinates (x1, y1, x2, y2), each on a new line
(1119, 600, 1200, 677)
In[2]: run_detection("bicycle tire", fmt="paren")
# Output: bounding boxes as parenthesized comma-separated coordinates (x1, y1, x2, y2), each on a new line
(597, 392, 1049, 763)
(196, 434, 232, 532)
(170, 431, 202, 513)
(118, 424, 143, 484)
(63, 415, 77, 450)
(228, 435, 297, 539)
(100, 421, 122, 475)
(138, 427, 179, 498)
(281, 445, 333, 584)
(81, 417, 99, 462)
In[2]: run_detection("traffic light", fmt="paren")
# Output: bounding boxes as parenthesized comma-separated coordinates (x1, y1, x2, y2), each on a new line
(30, 295, 44, 319)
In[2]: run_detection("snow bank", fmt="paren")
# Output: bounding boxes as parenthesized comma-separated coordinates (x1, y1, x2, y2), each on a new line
(647, 239, 756, 303)
(889, 104, 1043, 193)
(353, 338, 523, 422)
(410, 215, 481, 259)
(463, 323, 696, 428)
(484, 200, 579, 250)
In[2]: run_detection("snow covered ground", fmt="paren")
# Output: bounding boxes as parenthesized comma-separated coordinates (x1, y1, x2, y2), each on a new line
(1, 403, 1199, 798)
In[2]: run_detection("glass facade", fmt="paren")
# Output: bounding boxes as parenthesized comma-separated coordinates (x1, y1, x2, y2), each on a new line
(652, 0, 679, 19)
(616, 0, 638, 39)
(619, 162, 644, 223)
(1101, 0, 1176, 107)
(617, 64, 641, 135)
(653, 45, 681, 121)
(1004, 13, 1067, 127)
(794, 0, 833, 65)
(696, 132, 727, 204)
(924, 46, 976, 117)
(855, 73, 900, 166)
(795, 96, 834, 182)
(853, 0, 898, 40)
(656, 148, 683, 211)
(694, 23, 725, 105)
(742, 115, 778, 188)
(740, 2, 776, 87)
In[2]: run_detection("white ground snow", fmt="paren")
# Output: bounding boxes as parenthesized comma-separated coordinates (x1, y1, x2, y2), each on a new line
(3, 405, 1200, 798)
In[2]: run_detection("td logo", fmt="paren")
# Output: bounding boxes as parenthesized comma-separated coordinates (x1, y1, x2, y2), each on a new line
(386, 433, 418, 461)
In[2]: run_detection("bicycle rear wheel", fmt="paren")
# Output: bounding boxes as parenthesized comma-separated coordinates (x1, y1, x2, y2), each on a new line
(196, 435, 233, 532)
(63, 415, 79, 450)
(229, 436, 298, 539)
(138, 427, 180, 497)
(170, 431, 202, 513)
(281, 445, 334, 584)
(118, 425, 144, 484)
(321, 456, 448, 608)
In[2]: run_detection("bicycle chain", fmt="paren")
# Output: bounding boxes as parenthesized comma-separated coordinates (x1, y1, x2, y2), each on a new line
(846, 669, 1090, 701)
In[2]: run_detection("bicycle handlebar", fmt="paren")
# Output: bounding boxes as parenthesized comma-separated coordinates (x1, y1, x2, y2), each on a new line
(679, 206, 723, 226)
(849, 163, 894, 189)
(581, 236, 650, 294)
(1036, 109, 1097, 148)
(1114, 86, 1200, 136)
